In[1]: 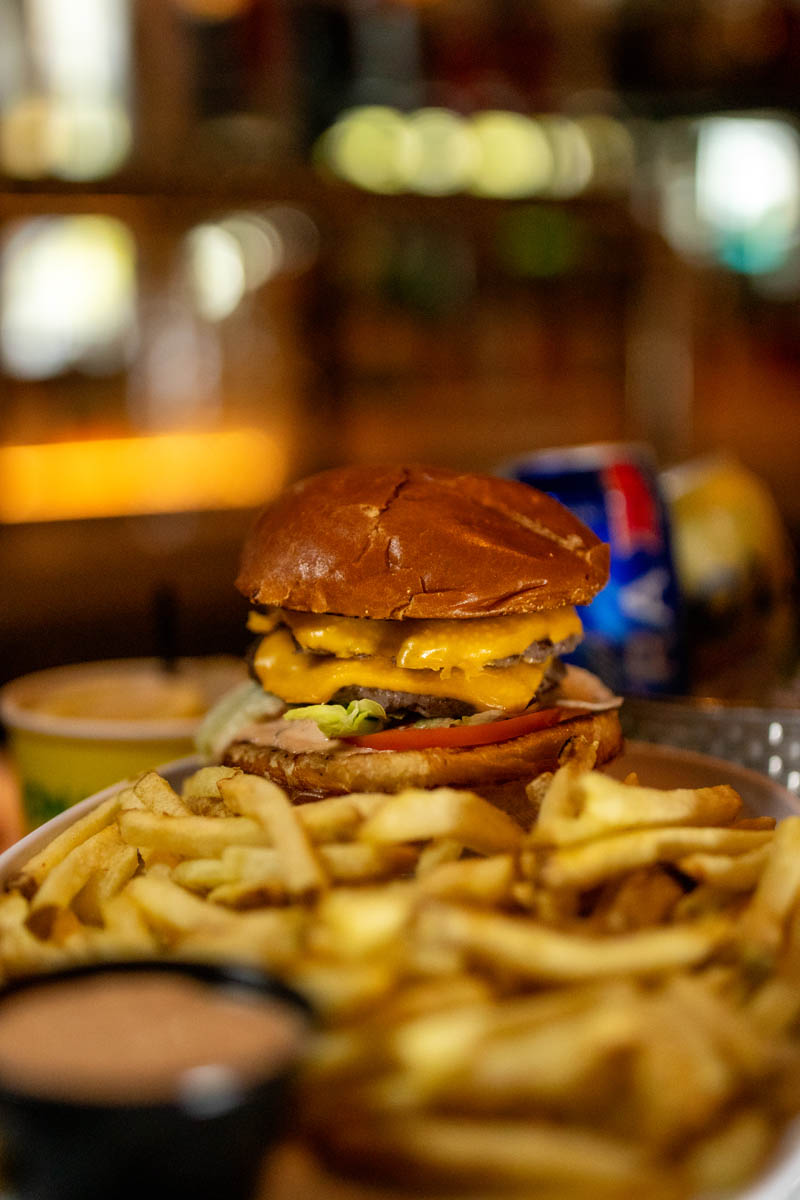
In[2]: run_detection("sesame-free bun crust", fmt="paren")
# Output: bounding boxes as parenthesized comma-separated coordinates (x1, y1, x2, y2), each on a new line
(236, 465, 609, 620)
(223, 708, 623, 801)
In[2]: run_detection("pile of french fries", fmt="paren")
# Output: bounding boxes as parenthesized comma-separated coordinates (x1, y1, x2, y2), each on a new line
(3, 741, 800, 1198)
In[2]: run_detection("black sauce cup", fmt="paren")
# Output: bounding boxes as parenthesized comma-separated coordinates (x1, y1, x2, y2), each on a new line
(0, 960, 312, 1200)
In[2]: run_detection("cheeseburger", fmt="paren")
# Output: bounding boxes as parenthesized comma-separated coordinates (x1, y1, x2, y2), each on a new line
(200, 464, 622, 817)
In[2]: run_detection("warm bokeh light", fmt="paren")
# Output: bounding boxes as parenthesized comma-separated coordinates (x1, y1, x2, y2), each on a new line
(27, 0, 128, 98)
(169, 0, 255, 19)
(470, 111, 554, 198)
(323, 106, 419, 195)
(0, 94, 130, 181)
(185, 206, 320, 320)
(1, 215, 136, 379)
(575, 114, 636, 192)
(218, 213, 284, 290)
(185, 223, 247, 321)
(0, 429, 289, 524)
(317, 106, 635, 200)
(542, 116, 594, 198)
(0, 0, 131, 180)
(405, 108, 477, 195)
(46, 99, 131, 181)
(0, 93, 52, 178)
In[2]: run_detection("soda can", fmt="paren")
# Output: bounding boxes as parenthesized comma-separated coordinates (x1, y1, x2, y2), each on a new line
(500, 443, 687, 696)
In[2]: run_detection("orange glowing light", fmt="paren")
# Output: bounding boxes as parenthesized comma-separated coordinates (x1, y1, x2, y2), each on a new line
(0, 429, 288, 524)
(169, 0, 254, 19)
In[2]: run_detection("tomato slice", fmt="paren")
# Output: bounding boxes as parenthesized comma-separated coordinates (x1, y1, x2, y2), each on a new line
(342, 706, 569, 750)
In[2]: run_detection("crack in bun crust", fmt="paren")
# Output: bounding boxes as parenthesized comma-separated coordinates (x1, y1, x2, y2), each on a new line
(236, 465, 610, 620)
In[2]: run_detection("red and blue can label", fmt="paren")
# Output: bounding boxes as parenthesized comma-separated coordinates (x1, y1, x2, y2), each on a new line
(501, 443, 687, 696)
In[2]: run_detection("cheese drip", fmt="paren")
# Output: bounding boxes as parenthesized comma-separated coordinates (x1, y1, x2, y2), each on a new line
(253, 628, 553, 712)
(247, 606, 582, 679)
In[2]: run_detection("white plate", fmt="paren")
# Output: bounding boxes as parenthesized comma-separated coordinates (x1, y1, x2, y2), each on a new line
(0, 745, 799, 1200)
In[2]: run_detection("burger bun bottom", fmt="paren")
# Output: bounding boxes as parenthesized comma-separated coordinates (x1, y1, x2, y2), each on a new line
(223, 708, 623, 830)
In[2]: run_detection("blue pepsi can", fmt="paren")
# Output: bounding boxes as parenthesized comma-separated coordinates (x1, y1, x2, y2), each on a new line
(501, 443, 687, 696)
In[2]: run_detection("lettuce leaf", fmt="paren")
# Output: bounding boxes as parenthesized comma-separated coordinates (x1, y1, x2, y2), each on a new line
(284, 699, 386, 738)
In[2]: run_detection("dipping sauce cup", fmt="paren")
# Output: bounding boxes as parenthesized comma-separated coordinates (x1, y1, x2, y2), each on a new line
(0, 657, 244, 829)
(0, 960, 310, 1200)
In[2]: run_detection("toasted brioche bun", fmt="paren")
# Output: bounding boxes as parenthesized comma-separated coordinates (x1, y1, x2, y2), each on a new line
(236, 464, 609, 620)
(223, 708, 623, 801)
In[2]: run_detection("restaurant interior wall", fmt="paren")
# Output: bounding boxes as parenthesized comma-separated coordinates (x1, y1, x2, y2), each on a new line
(0, 0, 798, 698)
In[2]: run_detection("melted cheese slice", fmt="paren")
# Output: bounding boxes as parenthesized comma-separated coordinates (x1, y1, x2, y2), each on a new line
(247, 607, 582, 678)
(253, 628, 554, 712)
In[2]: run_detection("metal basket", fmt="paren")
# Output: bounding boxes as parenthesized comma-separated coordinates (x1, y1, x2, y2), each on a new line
(621, 697, 800, 797)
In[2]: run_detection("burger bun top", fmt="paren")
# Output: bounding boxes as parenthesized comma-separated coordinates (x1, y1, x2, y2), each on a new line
(236, 464, 609, 620)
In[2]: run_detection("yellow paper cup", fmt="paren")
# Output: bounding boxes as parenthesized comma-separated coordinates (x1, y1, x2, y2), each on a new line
(0, 658, 244, 830)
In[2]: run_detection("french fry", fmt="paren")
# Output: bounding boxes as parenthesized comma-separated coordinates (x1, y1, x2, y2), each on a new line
(524, 770, 554, 814)
(321, 842, 418, 883)
(359, 788, 523, 855)
(390, 985, 596, 1079)
(115, 785, 144, 812)
(677, 843, 771, 890)
(288, 959, 399, 1019)
(0, 920, 72, 978)
(28, 824, 125, 934)
(419, 902, 731, 982)
(684, 1108, 773, 1195)
(175, 841, 410, 903)
(177, 907, 304, 970)
(10, 793, 124, 894)
(294, 792, 389, 843)
(7, 758, 800, 1199)
(738, 816, 800, 958)
(388, 1005, 498, 1093)
(180, 766, 242, 817)
(529, 884, 582, 926)
(746, 974, 800, 1038)
(541, 826, 772, 891)
(0, 891, 29, 936)
(731, 816, 776, 831)
(591, 866, 684, 934)
(390, 982, 641, 1102)
(415, 838, 463, 876)
(119, 809, 267, 857)
(99, 892, 159, 955)
(122, 874, 238, 940)
(180, 765, 241, 801)
(378, 975, 493, 1025)
(72, 833, 140, 925)
(133, 771, 193, 816)
(534, 770, 742, 847)
(343, 1114, 656, 1191)
(417, 855, 515, 905)
(316, 883, 418, 958)
(454, 998, 643, 1105)
(664, 973, 782, 1077)
(171, 855, 242, 892)
(672, 881, 745, 922)
(220, 774, 327, 897)
(632, 993, 734, 1144)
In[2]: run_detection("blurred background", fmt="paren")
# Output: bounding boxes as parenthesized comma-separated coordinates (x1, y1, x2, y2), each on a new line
(1, 0, 799, 706)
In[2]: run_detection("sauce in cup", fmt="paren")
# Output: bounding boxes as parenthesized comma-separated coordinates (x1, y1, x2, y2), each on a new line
(0, 970, 305, 1105)
(0, 962, 310, 1200)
